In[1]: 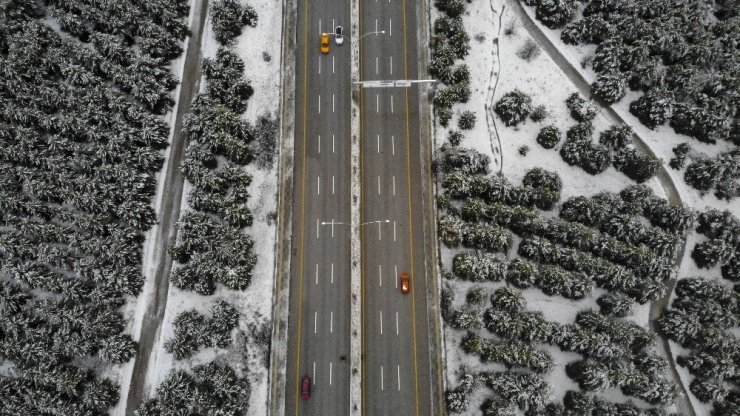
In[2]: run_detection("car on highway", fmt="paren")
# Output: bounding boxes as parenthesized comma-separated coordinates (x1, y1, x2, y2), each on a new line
(335, 26, 344, 45)
(400, 273, 410, 294)
(302, 375, 311, 400)
(320, 33, 330, 54)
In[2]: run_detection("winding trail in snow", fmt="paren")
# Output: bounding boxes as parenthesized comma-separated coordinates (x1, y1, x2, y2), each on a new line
(509, 1, 694, 414)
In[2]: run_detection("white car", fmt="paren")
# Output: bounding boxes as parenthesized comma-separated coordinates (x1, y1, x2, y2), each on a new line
(335, 26, 344, 45)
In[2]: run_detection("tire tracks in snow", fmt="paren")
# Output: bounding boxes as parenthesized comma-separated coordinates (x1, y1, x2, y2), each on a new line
(124, 0, 209, 413)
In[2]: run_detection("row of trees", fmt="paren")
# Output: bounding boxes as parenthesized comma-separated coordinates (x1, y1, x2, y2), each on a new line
(453, 253, 595, 300)
(164, 300, 240, 359)
(684, 149, 740, 201)
(430, 0, 471, 126)
(152, 2, 261, 414)
(483, 288, 677, 406)
(658, 278, 739, 414)
(1, 0, 189, 412)
(527, 0, 738, 145)
(692, 209, 740, 283)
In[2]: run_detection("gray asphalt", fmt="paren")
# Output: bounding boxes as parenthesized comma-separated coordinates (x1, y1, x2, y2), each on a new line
(284, 0, 352, 414)
(359, 1, 433, 415)
(285, 0, 434, 414)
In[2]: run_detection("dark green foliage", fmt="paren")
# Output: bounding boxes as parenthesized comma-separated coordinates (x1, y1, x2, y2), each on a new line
(559, 122, 612, 175)
(448, 130, 464, 146)
(466, 287, 487, 304)
(692, 239, 735, 269)
(530, 105, 548, 122)
(612, 147, 661, 183)
(598, 124, 632, 151)
(462, 333, 554, 373)
(445, 371, 476, 413)
(202, 48, 254, 113)
(481, 372, 552, 410)
(439, 144, 490, 175)
(533, 0, 577, 29)
(658, 277, 739, 408)
(211, 0, 258, 45)
(565, 93, 597, 122)
(684, 150, 740, 200)
(170, 212, 257, 294)
(537, 125, 561, 149)
(458, 110, 476, 130)
(0, 2, 191, 411)
(136, 363, 249, 415)
(597, 291, 634, 318)
(164, 301, 240, 360)
(523, 168, 563, 194)
(494, 90, 533, 127)
(669, 142, 691, 170)
(593, 70, 627, 103)
(629, 88, 673, 129)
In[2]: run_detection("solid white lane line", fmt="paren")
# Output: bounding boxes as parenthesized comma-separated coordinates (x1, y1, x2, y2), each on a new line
(332, 134, 335, 153)
(318, 134, 321, 153)
(316, 218, 319, 239)
(391, 95, 394, 113)
(379, 264, 382, 287)
(314, 311, 317, 333)
(381, 366, 384, 391)
(332, 176, 335, 194)
(380, 310, 383, 335)
(392, 176, 396, 195)
(329, 362, 333, 386)
(316, 264, 319, 285)
(396, 311, 399, 335)
(392, 135, 395, 155)
(377, 134, 380, 153)
(377, 176, 381, 195)
(375, 56, 379, 75)
(331, 263, 334, 284)
(317, 176, 320, 195)
(332, 93, 335, 112)
(376, 94, 379, 113)
(313, 362, 316, 384)
(397, 365, 401, 390)
(390, 56, 393, 75)
(393, 220, 397, 242)
(332, 56, 335, 73)
(330, 311, 333, 334)
(395, 265, 398, 288)
(318, 95, 321, 113)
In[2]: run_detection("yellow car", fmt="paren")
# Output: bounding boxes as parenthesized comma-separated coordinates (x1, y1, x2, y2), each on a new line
(320, 33, 330, 54)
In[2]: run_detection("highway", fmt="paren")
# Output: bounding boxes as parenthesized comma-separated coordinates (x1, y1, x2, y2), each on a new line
(359, 0, 433, 415)
(284, 0, 352, 414)
(285, 0, 435, 414)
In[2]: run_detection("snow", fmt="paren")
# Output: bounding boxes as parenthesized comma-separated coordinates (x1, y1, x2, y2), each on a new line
(130, 0, 284, 414)
(435, 0, 714, 412)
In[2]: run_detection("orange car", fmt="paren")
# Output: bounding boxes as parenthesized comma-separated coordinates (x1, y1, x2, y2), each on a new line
(400, 273, 410, 294)
(320, 33, 330, 54)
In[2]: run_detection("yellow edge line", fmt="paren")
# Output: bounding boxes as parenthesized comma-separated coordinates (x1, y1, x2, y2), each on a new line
(401, 0, 421, 414)
(293, 1, 309, 415)
(359, 1, 367, 414)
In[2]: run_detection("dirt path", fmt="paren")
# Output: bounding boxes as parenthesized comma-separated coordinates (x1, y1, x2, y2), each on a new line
(124, 0, 209, 413)
(510, 2, 694, 414)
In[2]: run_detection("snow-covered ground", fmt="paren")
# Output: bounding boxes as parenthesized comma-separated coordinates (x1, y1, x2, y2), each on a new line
(133, 0, 284, 414)
(433, 0, 735, 412)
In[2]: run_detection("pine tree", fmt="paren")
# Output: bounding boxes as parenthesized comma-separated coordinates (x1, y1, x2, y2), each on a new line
(494, 90, 533, 127)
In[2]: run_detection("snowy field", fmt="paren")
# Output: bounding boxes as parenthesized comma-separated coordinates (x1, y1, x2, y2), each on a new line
(434, 0, 739, 413)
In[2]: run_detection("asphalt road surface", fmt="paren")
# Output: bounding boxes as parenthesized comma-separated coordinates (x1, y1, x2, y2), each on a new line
(359, 1, 432, 415)
(284, 0, 352, 414)
(285, 0, 433, 414)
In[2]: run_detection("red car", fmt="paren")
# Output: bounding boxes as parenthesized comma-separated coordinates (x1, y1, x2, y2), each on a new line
(400, 273, 410, 294)
(302, 375, 311, 400)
